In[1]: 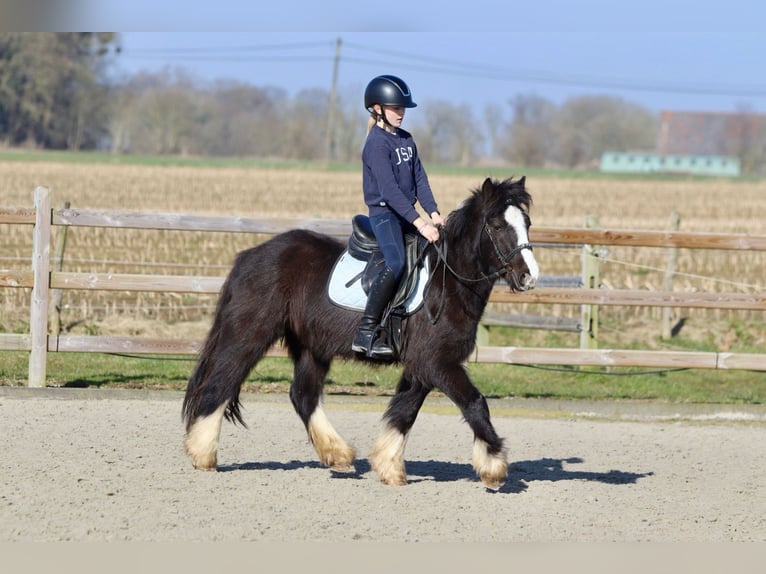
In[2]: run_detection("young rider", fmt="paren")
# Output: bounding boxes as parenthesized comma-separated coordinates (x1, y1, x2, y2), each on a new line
(352, 74, 445, 358)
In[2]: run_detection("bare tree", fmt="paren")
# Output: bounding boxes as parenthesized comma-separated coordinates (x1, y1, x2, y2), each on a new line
(283, 88, 328, 160)
(499, 94, 556, 167)
(2, 37, 688, 170)
(334, 90, 367, 162)
(482, 102, 506, 160)
(198, 81, 284, 157)
(554, 95, 657, 168)
(727, 105, 766, 174)
(412, 100, 482, 165)
(121, 69, 198, 154)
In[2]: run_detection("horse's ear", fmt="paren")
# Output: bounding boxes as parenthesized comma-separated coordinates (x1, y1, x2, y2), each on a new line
(518, 175, 526, 187)
(481, 177, 494, 195)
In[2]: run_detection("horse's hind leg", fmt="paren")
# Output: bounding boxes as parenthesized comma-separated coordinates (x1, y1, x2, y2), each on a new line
(184, 313, 277, 470)
(370, 373, 430, 486)
(184, 403, 228, 471)
(289, 348, 355, 471)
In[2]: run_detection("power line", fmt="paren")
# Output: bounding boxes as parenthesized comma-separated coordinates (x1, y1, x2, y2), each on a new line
(341, 43, 766, 98)
(124, 40, 333, 55)
(124, 54, 331, 64)
(119, 37, 766, 99)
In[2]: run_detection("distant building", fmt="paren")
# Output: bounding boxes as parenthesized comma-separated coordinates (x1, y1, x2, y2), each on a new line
(657, 110, 766, 156)
(600, 152, 741, 176)
(601, 110, 766, 177)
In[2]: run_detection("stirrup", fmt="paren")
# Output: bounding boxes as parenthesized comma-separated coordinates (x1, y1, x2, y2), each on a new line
(352, 328, 394, 358)
(366, 339, 394, 358)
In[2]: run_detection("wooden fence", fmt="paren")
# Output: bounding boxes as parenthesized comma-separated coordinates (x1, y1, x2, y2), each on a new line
(2, 186, 766, 387)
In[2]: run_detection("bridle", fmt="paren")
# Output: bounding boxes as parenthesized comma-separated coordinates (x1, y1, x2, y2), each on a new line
(423, 221, 534, 324)
(482, 222, 534, 283)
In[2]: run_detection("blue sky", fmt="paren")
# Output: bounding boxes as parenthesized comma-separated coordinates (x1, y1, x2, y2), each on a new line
(77, 1, 766, 116)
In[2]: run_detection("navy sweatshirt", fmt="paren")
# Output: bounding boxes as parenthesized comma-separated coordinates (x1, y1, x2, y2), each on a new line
(361, 125, 439, 223)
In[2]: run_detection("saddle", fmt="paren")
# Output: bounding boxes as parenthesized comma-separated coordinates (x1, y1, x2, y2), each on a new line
(327, 215, 431, 357)
(346, 215, 427, 309)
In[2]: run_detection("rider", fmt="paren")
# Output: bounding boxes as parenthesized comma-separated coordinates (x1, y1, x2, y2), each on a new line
(352, 74, 445, 358)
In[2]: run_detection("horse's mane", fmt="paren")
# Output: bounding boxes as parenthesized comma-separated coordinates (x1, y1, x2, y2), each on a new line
(444, 176, 532, 244)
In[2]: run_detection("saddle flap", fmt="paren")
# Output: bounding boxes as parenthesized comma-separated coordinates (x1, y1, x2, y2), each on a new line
(348, 214, 378, 260)
(327, 246, 430, 318)
(388, 233, 428, 309)
(329, 214, 431, 324)
(357, 225, 428, 309)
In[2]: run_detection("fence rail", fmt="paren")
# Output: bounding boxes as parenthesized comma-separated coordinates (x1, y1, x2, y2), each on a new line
(4, 271, 764, 310)
(2, 187, 766, 387)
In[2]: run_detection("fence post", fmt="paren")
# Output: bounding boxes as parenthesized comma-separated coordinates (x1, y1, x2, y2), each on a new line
(49, 200, 70, 338)
(661, 211, 681, 339)
(580, 214, 601, 349)
(28, 187, 52, 387)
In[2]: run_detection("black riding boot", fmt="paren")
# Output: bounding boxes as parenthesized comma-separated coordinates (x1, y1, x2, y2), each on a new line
(352, 265, 397, 358)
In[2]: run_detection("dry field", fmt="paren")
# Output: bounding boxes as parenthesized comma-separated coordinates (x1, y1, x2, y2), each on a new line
(1, 160, 765, 350)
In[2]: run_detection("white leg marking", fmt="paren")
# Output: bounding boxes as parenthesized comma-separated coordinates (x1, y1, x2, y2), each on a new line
(307, 405, 356, 471)
(472, 439, 508, 490)
(370, 425, 408, 486)
(184, 403, 227, 471)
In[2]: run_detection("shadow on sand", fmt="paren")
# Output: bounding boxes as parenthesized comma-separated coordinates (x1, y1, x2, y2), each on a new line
(218, 456, 653, 494)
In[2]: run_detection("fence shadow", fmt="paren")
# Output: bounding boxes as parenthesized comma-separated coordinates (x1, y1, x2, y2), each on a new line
(62, 373, 189, 388)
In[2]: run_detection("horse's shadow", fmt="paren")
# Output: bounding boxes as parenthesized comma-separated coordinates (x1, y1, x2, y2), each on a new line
(219, 456, 653, 494)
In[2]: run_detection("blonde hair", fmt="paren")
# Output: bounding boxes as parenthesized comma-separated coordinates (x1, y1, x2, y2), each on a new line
(366, 113, 377, 135)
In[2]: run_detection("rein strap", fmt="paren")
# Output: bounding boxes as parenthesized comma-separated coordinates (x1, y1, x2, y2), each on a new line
(424, 223, 533, 324)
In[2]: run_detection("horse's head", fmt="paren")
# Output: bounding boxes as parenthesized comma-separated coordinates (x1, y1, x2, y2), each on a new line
(448, 176, 539, 291)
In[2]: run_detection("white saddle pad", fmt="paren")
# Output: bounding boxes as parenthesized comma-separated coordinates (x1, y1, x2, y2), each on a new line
(327, 251, 430, 315)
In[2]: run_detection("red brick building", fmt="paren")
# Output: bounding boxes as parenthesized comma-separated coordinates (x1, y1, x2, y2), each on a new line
(657, 110, 766, 158)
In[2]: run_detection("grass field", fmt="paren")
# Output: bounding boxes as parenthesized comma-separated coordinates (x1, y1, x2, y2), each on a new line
(1, 150, 765, 402)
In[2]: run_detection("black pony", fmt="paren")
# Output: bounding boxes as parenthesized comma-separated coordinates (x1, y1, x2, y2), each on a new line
(182, 176, 539, 489)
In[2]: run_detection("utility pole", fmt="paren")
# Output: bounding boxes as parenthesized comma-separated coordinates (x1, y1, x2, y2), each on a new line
(325, 36, 341, 162)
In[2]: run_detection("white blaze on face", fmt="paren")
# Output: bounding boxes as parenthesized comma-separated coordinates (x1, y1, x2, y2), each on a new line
(504, 205, 539, 283)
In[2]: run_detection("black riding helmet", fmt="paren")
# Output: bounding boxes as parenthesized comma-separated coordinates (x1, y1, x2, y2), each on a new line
(364, 75, 417, 113)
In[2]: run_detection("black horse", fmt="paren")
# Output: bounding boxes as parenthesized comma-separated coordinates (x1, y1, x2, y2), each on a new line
(182, 176, 539, 489)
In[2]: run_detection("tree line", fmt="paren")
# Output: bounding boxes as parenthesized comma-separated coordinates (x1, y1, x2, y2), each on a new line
(1, 33, 763, 173)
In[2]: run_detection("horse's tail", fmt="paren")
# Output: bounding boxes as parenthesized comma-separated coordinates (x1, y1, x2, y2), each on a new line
(181, 278, 244, 431)
(190, 245, 295, 430)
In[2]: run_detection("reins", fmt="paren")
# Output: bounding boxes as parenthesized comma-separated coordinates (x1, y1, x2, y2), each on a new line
(424, 223, 533, 324)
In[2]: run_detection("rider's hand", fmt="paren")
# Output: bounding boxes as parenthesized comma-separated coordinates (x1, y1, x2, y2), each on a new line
(431, 212, 446, 228)
(419, 223, 440, 243)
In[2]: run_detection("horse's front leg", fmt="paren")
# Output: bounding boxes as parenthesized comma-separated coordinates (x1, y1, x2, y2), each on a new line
(370, 373, 430, 485)
(438, 364, 508, 490)
(289, 348, 356, 471)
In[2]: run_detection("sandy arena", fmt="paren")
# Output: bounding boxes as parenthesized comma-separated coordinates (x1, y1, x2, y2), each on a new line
(1, 387, 764, 542)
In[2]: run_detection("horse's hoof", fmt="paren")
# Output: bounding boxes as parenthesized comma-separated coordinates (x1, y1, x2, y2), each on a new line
(330, 464, 356, 474)
(479, 473, 505, 490)
(189, 453, 217, 471)
(472, 440, 507, 490)
(370, 454, 408, 485)
(379, 474, 408, 486)
(326, 452, 356, 473)
(320, 445, 356, 473)
(371, 457, 408, 485)
(185, 437, 218, 471)
(370, 426, 408, 485)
